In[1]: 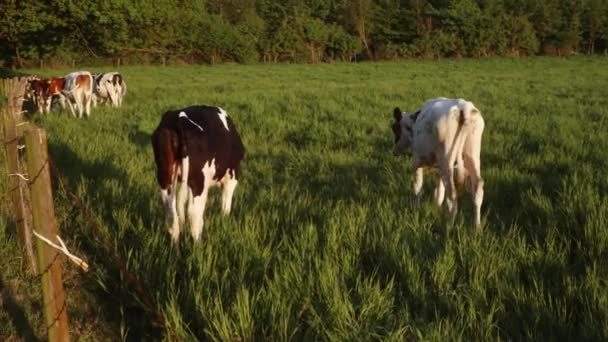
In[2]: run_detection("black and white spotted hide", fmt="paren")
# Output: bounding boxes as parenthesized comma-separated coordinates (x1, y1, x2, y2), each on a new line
(151, 106, 245, 242)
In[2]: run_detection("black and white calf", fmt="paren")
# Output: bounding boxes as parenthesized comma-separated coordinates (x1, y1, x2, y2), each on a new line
(93, 72, 126, 107)
(392, 97, 485, 226)
(151, 106, 245, 242)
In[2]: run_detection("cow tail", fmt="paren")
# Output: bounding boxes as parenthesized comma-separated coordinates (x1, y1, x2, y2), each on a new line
(458, 100, 479, 127)
(176, 114, 188, 160)
(176, 113, 191, 188)
(454, 101, 479, 190)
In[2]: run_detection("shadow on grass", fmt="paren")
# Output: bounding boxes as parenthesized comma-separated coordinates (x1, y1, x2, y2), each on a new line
(0, 275, 40, 342)
(45, 140, 163, 339)
(128, 129, 152, 149)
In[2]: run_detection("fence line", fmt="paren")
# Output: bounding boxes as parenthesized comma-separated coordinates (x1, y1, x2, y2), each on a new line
(1, 80, 37, 273)
(2, 77, 70, 341)
(25, 127, 70, 341)
(48, 158, 165, 328)
(2, 76, 165, 340)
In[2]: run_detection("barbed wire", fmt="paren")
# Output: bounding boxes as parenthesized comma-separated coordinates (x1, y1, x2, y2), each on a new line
(0, 187, 17, 204)
(2, 128, 166, 333)
(1, 137, 21, 145)
(46, 295, 68, 332)
(34, 248, 61, 282)
(48, 158, 165, 328)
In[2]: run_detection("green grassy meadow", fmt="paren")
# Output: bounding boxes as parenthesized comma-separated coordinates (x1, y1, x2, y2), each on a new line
(2, 57, 608, 340)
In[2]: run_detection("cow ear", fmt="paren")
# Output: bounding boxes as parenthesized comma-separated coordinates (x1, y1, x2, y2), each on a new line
(393, 107, 402, 120)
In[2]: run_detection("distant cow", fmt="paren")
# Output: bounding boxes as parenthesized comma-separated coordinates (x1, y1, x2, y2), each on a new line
(151, 106, 245, 242)
(59, 71, 94, 118)
(93, 72, 126, 107)
(27, 77, 51, 113)
(392, 97, 485, 226)
(32, 72, 93, 118)
(45, 77, 67, 112)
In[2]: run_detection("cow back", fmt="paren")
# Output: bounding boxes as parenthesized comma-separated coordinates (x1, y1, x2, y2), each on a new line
(177, 106, 245, 182)
(63, 71, 93, 93)
(47, 77, 65, 96)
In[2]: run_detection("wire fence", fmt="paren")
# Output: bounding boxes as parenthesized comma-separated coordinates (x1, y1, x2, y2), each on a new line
(1, 77, 164, 340)
(48, 158, 165, 327)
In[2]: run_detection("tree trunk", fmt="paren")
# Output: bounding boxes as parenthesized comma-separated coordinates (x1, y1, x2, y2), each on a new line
(15, 46, 23, 68)
(357, 24, 373, 60)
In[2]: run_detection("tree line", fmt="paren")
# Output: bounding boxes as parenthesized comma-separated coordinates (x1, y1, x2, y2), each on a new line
(1, 0, 607, 67)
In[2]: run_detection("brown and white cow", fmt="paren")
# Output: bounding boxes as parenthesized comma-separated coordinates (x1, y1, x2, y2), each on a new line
(29, 72, 93, 117)
(93, 72, 127, 107)
(151, 106, 245, 242)
(59, 71, 94, 118)
(46, 77, 67, 111)
(27, 77, 51, 113)
(392, 97, 485, 226)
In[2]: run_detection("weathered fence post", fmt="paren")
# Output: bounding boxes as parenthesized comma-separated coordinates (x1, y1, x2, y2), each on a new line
(1, 77, 38, 273)
(25, 127, 70, 342)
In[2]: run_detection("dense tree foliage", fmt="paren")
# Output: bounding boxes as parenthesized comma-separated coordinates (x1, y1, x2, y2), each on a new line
(1, 0, 607, 66)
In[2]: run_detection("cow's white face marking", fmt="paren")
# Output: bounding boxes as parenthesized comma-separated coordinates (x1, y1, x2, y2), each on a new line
(217, 107, 230, 131)
(179, 111, 204, 132)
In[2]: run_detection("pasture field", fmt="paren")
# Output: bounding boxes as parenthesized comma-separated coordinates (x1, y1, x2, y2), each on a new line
(1, 57, 608, 340)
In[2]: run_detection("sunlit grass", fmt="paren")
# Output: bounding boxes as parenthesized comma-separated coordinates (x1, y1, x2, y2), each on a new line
(1, 56, 608, 340)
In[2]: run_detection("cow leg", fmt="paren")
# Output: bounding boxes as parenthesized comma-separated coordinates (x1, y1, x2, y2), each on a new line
(464, 154, 484, 227)
(113, 90, 119, 107)
(189, 159, 216, 241)
(177, 157, 189, 228)
(413, 167, 424, 207)
(434, 177, 445, 206)
(188, 188, 203, 241)
(188, 188, 208, 242)
(455, 153, 468, 191)
(61, 91, 76, 117)
(84, 92, 92, 117)
(65, 99, 77, 118)
(221, 175, 238, 215)
(44, 97, 52, 114)
(161, 187, 180, 242)
(109, 90, 118, 107)
(58, 94, 66, 109)
(34, 95, 42, 113)
(438, 154, 458, 226)
(76, 94, 84, 118)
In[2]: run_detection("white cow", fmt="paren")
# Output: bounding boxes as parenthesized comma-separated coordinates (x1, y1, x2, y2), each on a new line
(392, 97, 485, 226)
(93, 72, 126, 107)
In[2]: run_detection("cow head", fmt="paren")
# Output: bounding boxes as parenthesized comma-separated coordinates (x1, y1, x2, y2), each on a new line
(28, 79, 51, 113)
(24, 76, 40, 99)
(392, 107, 417, 155)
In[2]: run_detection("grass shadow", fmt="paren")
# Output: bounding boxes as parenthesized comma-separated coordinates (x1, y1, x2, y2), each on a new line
(128, 129, 151, 149)
(0, 275, 40, 342)
(45, 140, 164, 339)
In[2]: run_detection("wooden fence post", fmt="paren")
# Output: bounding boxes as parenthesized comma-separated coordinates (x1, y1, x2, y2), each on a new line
(25, 127, 70, 342)
(1, 77, 38, 273)
(2, 108, 38, 273)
